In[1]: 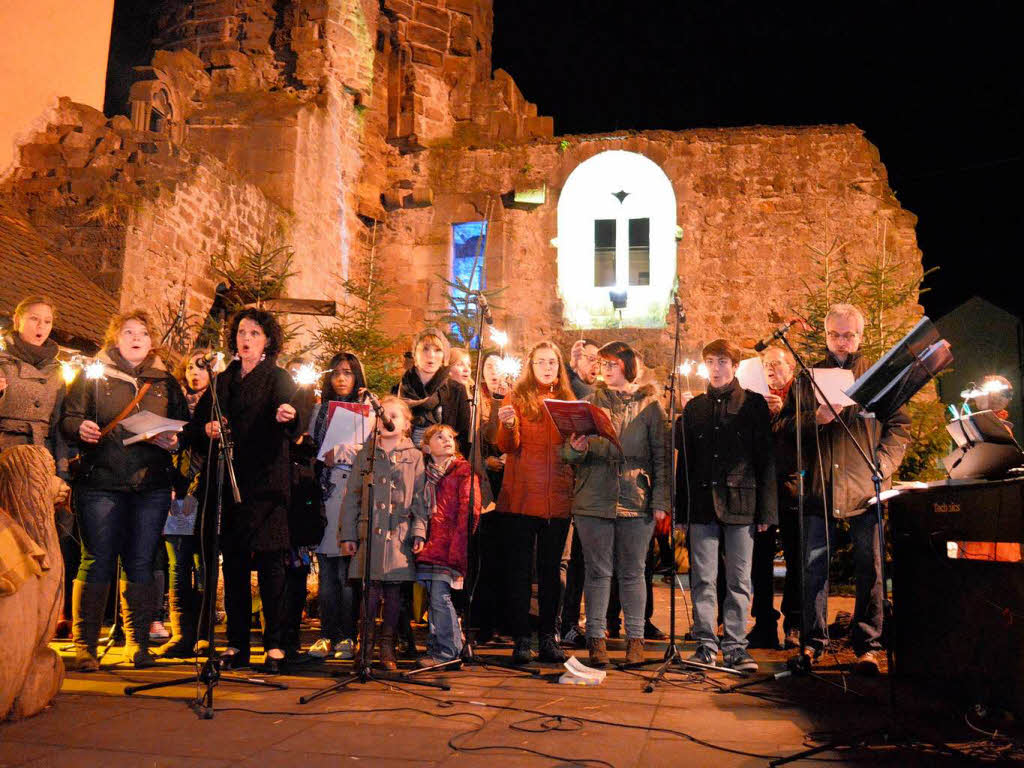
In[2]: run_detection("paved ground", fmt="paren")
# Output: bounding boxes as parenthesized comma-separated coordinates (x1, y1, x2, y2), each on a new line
(1, 583, 1014, 767)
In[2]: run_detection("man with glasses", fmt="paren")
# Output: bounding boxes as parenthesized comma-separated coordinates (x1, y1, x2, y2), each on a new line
(787, 304, 910, 675)
(569, 339, 600, 398)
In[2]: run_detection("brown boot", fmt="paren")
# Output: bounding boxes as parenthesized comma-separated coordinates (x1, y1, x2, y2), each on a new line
(72, 579, 109, 673)
(625, 638, 645, 664)
(587, 637, 609, 668)
(121, 580, 157, 669)
(379, 628, 398, 671)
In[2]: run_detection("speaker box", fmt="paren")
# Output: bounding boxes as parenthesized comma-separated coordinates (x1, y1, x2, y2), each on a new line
(890, 478, 1024, 716)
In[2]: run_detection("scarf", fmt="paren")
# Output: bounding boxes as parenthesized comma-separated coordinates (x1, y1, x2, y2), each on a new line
(423, 456, 454, 523)
(184, 386, 207, 417)
(398, 366, 450, 423)
(8, 334, 57, 369)
(770, 379, 793, 402)
(107, 347, 156, 378)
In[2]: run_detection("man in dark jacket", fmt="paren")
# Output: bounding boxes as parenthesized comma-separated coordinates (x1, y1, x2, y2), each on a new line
(785, 304, 910, 675)
(677, 339, 777, 672)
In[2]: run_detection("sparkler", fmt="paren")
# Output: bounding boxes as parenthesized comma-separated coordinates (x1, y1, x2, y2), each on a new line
(696, 362, 709, 381)
(678, 359, 696, 394)
(84, 360, 106, 380)
(292, 363, 321, 388)
(489, 328, 509, 350)
(60, 361, 78, 385)
(495, 355, 522, 386)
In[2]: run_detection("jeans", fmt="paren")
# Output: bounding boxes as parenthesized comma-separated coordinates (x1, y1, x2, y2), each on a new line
(496, 513, 570, 638)
(425, 579, 462, 660)
(608, 537, 657, 630)
(367, 581, 402, 632)
(222, 548, 286, 654)
(574, 515, 655, 639)
(316, 554, 357, 642)
(804, 511, 883, 655)
(76, 487, 171, 583)
(689, 521, 755, 654)
(558, 520, 586, 634)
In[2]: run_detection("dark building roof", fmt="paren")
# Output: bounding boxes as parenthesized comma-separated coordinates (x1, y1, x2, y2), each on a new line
(0, 199, 117, 347)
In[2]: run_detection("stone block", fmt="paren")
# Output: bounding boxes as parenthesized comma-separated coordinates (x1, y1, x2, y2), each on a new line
(385, 0, 414, 18)
(59, 130, 93, 149)
(407, 21, 448, 51)
(449, 13, 473, 55)
(209, 49, 251, 69)
(382, 189, 404, 210)
(525, 115, 554, 138)
(414, 4, 449, 31)
(445, 0, 479, 14)
(410, 44, 444, 67)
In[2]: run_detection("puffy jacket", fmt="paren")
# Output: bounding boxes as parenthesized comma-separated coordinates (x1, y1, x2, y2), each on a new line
(781, 351, 910, 518)
(339, 437, 428, 581)
(416, 457, 481, 576)
(61, 350, 188, 492)
(675, 378, 778, 527)
(560, 383, 669, 519)
(495, 394, 573, 519)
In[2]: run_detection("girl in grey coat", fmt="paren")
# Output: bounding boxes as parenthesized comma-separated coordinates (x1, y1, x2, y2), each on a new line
(340, 395, 428, 669)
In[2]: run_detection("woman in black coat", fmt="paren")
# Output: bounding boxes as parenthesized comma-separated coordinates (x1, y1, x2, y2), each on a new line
(187, 309, 308, 673)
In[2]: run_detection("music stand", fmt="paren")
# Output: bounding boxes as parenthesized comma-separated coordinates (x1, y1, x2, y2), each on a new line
(944, 410, 1024, 479)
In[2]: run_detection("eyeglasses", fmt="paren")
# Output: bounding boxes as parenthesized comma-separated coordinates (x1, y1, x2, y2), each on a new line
(826, 331, 860, 342)
(581, 354, 599, 364)
(600, 360, 621, 370)
(532, 359, 559, 368)
(763, 360, 788, 368)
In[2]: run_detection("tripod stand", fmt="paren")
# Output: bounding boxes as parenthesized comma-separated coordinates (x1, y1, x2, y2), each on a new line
(125, 366, 286, 717)
(299, 403, 449, 704)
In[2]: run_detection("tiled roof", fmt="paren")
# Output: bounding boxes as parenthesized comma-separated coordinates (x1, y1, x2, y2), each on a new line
(0, 199, 117, 345)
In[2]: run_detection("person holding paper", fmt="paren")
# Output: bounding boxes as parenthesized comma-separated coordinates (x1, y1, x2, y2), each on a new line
(785, 304, 910, 675)
(562, 341, 669, 667)
(306, 351, 368, 661)
(60, 310, 188, 671)
(186, 308, 309, 673)
(676, 339, 777, 673)
(494, 340, 576, 665)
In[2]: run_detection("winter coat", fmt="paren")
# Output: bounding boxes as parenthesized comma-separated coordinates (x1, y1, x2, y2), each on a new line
(184, 357, 307, 552)
(780, 350, 910, 519)
(61, 349, 188, 492)
(416, 457, 481, 577)
(339, 436, 428, 581)
(0, 334, 64, 460)
(394, 366, 472, 455)
(308, 402, 359, 556)
(675, 378, 778, 527)
(568, 366, 595, 399)
(494, 394, 574, 519)
(561, 383, 669, 519)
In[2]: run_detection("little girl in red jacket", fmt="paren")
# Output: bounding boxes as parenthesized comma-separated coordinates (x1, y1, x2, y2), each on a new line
(413, 424, 481, 667)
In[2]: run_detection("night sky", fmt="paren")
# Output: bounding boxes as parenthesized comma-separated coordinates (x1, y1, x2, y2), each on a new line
(493, 0, 1022, 320)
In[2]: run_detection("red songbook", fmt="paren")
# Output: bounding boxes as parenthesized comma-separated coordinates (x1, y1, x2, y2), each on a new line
(543, 399, 622, 452)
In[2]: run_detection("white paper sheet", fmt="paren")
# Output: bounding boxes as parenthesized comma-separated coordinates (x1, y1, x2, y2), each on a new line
(736, 357, 771, 398)
(316, 403, 371, 461)
(809, 368, 857, 408)
(119, 410, 188, 446)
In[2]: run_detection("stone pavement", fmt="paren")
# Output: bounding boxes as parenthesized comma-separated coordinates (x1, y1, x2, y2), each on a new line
(0, 585, 1000, 767)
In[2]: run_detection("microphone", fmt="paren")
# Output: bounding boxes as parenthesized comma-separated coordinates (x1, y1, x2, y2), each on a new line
(478, 294, 494, 325)
(360, 388, 395, 432)
(194, 351, 226, 371)
(754, 319, 800, 352)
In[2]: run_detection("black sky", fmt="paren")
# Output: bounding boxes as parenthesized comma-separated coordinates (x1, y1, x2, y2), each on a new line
(492, 0, 1023, 320)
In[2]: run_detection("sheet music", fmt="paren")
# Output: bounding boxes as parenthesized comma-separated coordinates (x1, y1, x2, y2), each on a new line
(736, 357, 771, 398)
(809, 368, 857, 408)
(316, 402, 371, 461)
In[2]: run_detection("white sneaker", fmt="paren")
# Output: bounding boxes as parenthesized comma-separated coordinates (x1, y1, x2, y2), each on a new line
(308, 638, 333, 659)
(333, 639, 355, 660)
(149, 620, 170, 640)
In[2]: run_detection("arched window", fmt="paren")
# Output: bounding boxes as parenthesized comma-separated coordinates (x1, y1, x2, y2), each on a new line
(557, 150, 677, 329)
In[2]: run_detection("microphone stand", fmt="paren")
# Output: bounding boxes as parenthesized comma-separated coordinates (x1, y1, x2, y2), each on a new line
(299, 406, 449, 703)
(413, 289, 538, 677)
(125, 366, 287, 716)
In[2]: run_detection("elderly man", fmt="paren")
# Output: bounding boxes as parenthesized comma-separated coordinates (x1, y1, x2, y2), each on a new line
(746, 345, 800, 649)
(788, 304, 910, 674)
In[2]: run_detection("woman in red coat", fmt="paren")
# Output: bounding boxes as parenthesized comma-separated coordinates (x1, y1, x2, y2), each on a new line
(494, 340, 575, 664)
(414, 424, 480, 667)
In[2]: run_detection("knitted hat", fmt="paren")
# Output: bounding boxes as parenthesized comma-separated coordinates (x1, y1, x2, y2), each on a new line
(412, 327, 452, 366)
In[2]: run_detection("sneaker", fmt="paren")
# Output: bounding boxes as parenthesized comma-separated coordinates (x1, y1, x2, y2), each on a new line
(561, 625, 587, 649)
(686, 645, 717, 666)
(148, 620, 170, 641)
(783, 627, 801, 649)
(333, 638, 355, 660)
(538, 633, 566, 663)
(854, 650, 881, 676)
(308, 638, 333, 659)
(643, 621, 667, 641)
(512, 636, 533, 665)
(724, 649, 759, 673)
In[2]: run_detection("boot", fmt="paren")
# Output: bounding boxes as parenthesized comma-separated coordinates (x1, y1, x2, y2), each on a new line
(587, 637, 609, 668)
(156, 586, 199, 658)
(121, 580, 157, 669)
(379, 628, 398, 671)
(625, 637, 645, 664)
(72, 579, 109, 672)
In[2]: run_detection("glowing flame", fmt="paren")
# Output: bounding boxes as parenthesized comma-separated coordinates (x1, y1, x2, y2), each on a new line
(61, 361, 78, 385)
(495, 355, 522, 382)
(696, 363, 709, 380)
(293, 364, 320, 387)
(489, 328, 509, 348)
(84, 360, 106, 381)
(679, 360, 694, 377)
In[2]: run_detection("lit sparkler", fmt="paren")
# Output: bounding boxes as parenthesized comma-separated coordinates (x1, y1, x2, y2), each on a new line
(85, 360, 106, 380)
(696, 362, 709, 381)
(495, 355, 522, 385)
(60, 361, 78, 385)
(293, 363, 321, 388)
(489, 328, 509, 350)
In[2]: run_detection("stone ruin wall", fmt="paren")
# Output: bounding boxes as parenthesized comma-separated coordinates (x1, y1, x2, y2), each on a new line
(375, 125, 923, 372)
